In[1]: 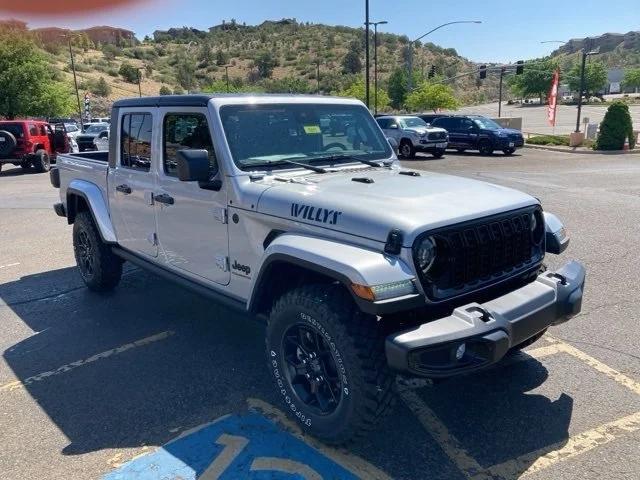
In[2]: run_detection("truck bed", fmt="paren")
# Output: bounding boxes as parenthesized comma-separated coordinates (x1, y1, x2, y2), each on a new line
(56, 151, 111, 210)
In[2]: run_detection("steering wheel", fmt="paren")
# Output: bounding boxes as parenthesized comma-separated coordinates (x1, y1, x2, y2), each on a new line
(322, 143, 347, 152)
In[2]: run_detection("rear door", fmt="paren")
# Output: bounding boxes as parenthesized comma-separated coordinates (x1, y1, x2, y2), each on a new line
(434, 118, 461, 148)
(154, 107, 230, 285)
(110, 110, 158, 258)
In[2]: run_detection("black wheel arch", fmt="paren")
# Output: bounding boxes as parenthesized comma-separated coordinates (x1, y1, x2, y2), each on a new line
(65, 188, 112, 243)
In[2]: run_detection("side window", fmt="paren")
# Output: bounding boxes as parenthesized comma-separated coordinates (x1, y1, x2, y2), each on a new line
(433, 118, 450, 130)
(29, 124, 38, 136)
(121, 113, 152, 172)
(163, 113, 217, 178)
(376, 118, 389, 129)
(461, 119, 475, 130)
(39, 125, 47, 136)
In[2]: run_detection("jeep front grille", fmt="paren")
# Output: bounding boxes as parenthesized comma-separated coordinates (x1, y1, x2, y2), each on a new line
(414, 207, 545, 301)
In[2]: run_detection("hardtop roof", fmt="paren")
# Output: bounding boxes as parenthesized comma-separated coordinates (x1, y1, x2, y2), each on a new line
(113, 94, 359, 109)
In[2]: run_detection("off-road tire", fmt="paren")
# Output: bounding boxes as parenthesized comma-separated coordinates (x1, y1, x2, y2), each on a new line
(399, 140, 416, 159)
(33, 149, 50, 173)
(73, 211, 122, 292)
(478, 140, 494, 156)
(266, 284, 395, 444)
(432, 149, 445, 159)
(503, 148, 516, 156)
(0, 130, 17, 157)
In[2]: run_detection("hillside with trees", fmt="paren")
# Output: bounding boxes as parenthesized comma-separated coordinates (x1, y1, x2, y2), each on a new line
(1, 18, 502, 117)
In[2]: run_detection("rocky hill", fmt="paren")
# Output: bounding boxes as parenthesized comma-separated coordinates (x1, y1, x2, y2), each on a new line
(550, 31, 640, 68)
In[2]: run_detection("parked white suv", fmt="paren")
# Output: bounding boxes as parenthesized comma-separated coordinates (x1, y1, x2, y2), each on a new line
(376, 115, 449, 159)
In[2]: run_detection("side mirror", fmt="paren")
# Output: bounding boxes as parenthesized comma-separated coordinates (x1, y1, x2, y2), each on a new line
(99, 131, 108, 139)
(177, 149, 211, 182)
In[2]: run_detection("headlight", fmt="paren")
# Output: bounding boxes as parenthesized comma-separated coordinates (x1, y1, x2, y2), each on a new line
(416, 236, 437, 274)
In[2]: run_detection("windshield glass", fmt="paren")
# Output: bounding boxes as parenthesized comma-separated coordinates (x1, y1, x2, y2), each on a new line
(399, 117, 427, 128)
(473, 117, 503, 130)
(85, 125, 108, 134)
(220, 103, 392, 169)
(65, 124, 79, 133)
(0, 123, 25, 138)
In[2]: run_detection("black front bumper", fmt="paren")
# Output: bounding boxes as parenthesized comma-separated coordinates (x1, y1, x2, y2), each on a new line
(386, 261, 586, 378)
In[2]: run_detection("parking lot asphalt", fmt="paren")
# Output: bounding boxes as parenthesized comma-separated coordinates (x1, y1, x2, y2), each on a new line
(1, 148, 640, 480)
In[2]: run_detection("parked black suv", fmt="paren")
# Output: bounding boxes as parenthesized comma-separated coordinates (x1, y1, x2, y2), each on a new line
(418, 114, 524, 156)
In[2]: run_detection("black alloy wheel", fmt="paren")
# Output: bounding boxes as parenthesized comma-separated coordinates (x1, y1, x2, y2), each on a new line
(75, 229, 95, 280)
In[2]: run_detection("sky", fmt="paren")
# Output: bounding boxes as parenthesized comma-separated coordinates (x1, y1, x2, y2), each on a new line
(3, 0, 640, 62)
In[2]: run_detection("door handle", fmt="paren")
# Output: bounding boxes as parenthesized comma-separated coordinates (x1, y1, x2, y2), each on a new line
(116, 184, 132, 195)
(154, 193, 175, 205)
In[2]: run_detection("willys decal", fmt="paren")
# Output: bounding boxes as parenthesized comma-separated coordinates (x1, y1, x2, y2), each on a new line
(290, 203, 343, 225)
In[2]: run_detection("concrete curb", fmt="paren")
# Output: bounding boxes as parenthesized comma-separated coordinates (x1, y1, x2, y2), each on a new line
(524, 144, 640, 155)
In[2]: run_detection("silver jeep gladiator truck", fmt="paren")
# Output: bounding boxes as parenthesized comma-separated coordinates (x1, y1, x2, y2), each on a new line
(50, 94, 585, 444)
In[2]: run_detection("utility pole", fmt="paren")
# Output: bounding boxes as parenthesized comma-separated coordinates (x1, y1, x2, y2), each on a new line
(64, 35, 83, 130)
(364, 0, 370, 108)
(136, 69, 142, 97)
(223, 65, 231, 92)
(498, 66, 506, 118)
(575, 50, 588, 133)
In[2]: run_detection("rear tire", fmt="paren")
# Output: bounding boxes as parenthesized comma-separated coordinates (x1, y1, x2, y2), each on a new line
(399, 140, 416, 159)
(266, 284, 395, 444)
(73, 211, 123, 292)
(33, 149, 50, 173)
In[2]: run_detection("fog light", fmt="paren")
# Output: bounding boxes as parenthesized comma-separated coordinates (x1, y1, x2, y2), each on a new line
(455, 343, 466, 360)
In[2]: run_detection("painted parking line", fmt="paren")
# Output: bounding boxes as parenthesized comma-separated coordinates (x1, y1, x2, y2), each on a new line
(0, 331, 174, 393)
(400, 335, 640, 480)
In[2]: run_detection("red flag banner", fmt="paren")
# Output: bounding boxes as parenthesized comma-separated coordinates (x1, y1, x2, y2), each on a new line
(547, 70, 560, 127)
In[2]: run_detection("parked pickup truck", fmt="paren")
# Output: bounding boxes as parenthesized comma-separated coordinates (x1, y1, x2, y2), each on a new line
(50, 94, 585, 444)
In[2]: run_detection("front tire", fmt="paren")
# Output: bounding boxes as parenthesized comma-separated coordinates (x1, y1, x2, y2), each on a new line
(503, 148, 516, 156)
(399, 140, 416, 159)
(432, 149, 445, 159)
(33, 149, 50, 173)
(73, 211, 123, 292)
(266, 284, 395, 444)
(478, 140, 494, 156)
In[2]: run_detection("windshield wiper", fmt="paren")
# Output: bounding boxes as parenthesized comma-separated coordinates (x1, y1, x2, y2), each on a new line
(257, 158, 329, 173)
(311, 154, 392, 168)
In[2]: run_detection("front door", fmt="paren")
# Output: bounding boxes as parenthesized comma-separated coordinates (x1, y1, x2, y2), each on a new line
(154, 109, 230, 285)
(110, 111, 158, 257)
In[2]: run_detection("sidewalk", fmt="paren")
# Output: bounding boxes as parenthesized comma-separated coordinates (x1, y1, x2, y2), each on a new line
(524, 144, 640, 155)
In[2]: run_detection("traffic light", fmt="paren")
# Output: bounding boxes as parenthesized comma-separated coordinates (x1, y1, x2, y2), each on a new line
(479, 65, 487, 80)
(428, 65, 437, 79)
(516, 60, 524, 75)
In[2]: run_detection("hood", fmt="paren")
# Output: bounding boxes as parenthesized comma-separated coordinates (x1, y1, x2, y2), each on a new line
(257, 167, 538, 245)
(489, 128, 523, 137)
(403, 126, 444, 136)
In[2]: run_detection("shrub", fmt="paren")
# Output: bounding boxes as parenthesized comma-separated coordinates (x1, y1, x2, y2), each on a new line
(526, 135, 570, 146)
(90, 77, 111, 97)
(596, 101, 636, 150)
(118, 62, 140, 83)
(159, 85, 172, 95)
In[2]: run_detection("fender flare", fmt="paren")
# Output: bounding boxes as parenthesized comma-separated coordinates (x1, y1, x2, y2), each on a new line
(66, 179, 117, 243)
(248, 234, 421, 315)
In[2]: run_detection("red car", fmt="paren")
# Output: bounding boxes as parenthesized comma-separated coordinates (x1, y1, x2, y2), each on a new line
(0, 120, 71, 173)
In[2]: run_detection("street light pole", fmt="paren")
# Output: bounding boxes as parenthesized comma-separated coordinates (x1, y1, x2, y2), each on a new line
(364, 0, 370, 108)
(367, 20, 388, 115)
(498, 66, 506, 118)
(407, 20, 482, 92)
(63, 35, 83, 130)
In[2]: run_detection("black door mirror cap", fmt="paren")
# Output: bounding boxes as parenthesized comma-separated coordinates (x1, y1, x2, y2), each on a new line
(177, 149, 211, 182)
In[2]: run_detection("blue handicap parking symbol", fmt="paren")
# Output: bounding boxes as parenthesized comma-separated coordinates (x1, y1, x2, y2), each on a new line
(103, 412, 358, 479)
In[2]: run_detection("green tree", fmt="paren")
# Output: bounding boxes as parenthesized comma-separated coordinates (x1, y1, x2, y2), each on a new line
(175, 58, 197, 90)
(263, 77, 310, 93)
(159, 85, 172, 95)
(101, 44, 120, 61)
(91, 77, 111, 97)
(387, 67, 408, 109)
(118, 62, 139, 83)
(253, 51, 278, 79)
(0, 32, 74, 119)
(405, 81, 459, 112)
(341, 50, 362, 75)
(567, 61, 608, 98)
(216, 50, 229, 66)
(336, 79, 390, 110)
(623, 68, 640, 91)
(596, 101, 636, 150)
(508, 59, 558, 101)
(198, 41, 213, 64)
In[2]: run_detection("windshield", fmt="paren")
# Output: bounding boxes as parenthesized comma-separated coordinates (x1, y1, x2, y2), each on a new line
(473, 117, 503, 130)
(220, 103, 392, 169)
(399, 117, 428, 129)
(65, 124, 79, 133)
(85, 125, 108, 134)
(0, 123, 25, 138)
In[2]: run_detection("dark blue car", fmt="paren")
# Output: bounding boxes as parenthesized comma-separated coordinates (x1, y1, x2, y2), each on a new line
(418, 114, 524, 156)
